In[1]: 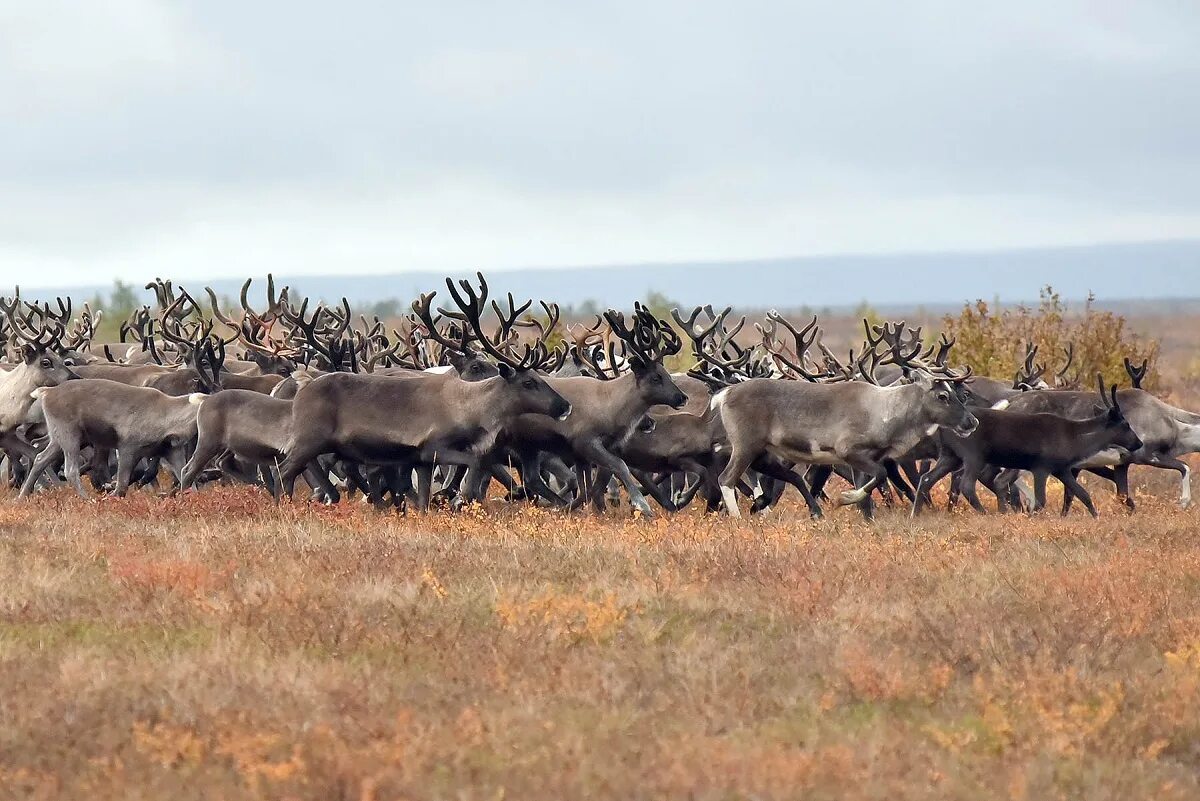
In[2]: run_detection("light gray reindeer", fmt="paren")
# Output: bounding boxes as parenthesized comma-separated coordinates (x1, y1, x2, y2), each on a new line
(711, 328, 978, 519)
(20, 379, 205, 497)
(0, 307, 78, 434)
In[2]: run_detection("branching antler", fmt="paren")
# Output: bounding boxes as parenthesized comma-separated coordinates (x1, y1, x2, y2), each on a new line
(1056, 343, 1077, 388)
(1123, 356, 1149, 389)
(758, 312, 825, 381)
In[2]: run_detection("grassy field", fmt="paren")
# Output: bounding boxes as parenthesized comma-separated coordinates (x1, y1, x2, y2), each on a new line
(2, 481, 1199, 800)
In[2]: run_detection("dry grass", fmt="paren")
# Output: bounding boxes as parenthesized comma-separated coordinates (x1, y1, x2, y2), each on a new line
(0, 474, 1198, 801)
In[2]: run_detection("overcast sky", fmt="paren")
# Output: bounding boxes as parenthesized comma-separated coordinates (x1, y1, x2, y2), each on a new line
(2, 0, 1198, 288)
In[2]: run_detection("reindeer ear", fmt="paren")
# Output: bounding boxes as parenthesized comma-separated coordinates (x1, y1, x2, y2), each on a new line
(628, 355, 647, 373)
(22, 344, 37, 364)
(496, 362, 514, 379)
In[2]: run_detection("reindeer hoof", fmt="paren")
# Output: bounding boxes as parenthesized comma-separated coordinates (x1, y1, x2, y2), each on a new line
(838, 489, 867, 506)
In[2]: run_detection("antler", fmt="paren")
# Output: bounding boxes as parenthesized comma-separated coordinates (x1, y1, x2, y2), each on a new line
(1056, 343, 1076, 388)
(565, 316, 604, 358)
(604, 303, 681, 366)
(363, 339, 404, 372)
(759, 312, 824, 381)
(875, 321, 923, 366)
(1123, 356, 1148, 389)
(1, 295, 64, 350)
(412, 292, 474, 362)
(282, 296, 355, 370)
(921, 333, 955, 369)
(1096, 374, 1121, 412)
(674, 306, 752, 377)
(422, 274, 545, 371)
(514, 301, 562, 350)
(1014, 342, 1046, 388)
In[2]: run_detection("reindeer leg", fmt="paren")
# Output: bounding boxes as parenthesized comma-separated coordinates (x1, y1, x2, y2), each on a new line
(836, 458, 885, 508)
(414, 463, 434, 511)
(162, 445, 189, 493)
(576, 440, 654, 518)
(900, 459, 931, 508)
(516, 450, 571, 508)
(673, 462, 710, 511)
(114, 447, 149, 497)
(277, 441, 326, 500)
(807, 465, 833, 502)
(634, 469, 679, 513)
(1031, 471, 1048, 513)
(978, 465, 1009, 512)
(180, 439, 223, 492)
(958, 462, 988, 514)
(912, 454, 959, 517)
(1057, 470, 1098, 517)
(752, 456, 822, 518)
(567, 464, 601, 511)
(1140, 455, 1190, 509)
(19, 439, 63, 498)
(885, 460, 915, 504)
(947, 469, 963, 509)
(305, 466, 335, 501)
(717, 446, 760, 519)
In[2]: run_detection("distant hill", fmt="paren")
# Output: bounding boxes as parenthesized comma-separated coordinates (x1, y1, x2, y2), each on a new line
(22, 239, 1200, 311)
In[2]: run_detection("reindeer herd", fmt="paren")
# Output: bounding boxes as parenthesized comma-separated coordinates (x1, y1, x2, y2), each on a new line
(0, 274, 1196, 520)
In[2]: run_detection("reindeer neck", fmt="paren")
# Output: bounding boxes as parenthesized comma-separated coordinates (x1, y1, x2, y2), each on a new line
(1064, 413, 1117, 456)
(599, 372, 654, 421)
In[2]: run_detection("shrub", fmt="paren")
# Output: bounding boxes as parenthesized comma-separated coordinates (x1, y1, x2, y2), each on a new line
(942, 286, 1160, 390)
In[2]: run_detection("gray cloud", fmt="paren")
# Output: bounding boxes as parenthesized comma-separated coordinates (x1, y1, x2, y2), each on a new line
(2, 0, 1198, 287)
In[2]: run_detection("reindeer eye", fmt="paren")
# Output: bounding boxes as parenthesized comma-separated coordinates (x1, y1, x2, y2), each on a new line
(937, 391, 950, 403)
(522, 379, 537, 389)
(40, 358, 52, 368)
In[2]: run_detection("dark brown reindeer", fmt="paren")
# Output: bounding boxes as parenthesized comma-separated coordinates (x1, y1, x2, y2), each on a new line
(912, 377, 1143, 517)
(1005, 375, 1199, 509)
(178, 375, 341, 500)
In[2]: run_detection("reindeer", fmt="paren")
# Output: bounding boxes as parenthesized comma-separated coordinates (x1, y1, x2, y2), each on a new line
(502, 303, 688, 517)
(19, 380, 206, 497)
(711, 324, 977, 519)
(0, 299, 79, 484)
(274, 274, 571, 505)
(0, 299, 78, 437)
(1005, 381, 1200, 509)
(178, 374, 341, 499)
(913, 378, 1143, 517)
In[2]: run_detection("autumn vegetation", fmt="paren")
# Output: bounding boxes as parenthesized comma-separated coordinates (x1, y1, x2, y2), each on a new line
(0, 480, 1197, 800)
(1, 296, 1197, 800)
(940, 287, 1160, 389)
